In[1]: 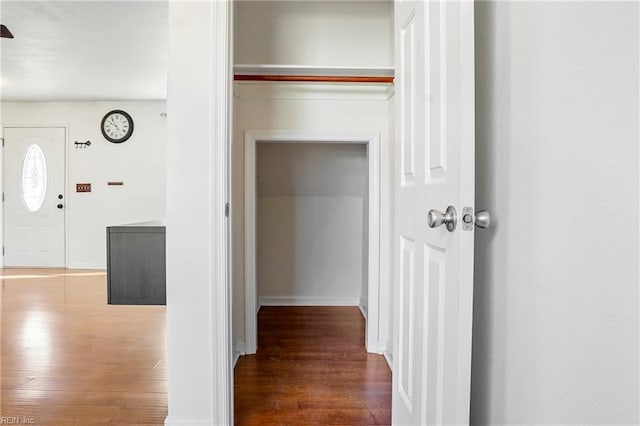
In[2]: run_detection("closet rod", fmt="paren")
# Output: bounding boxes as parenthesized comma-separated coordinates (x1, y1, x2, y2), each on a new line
(234, 74, 394, 84)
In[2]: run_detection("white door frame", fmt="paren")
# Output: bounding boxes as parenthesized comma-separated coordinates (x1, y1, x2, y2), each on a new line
(244, 130, 381, 354)
(1, 125, 69, 268)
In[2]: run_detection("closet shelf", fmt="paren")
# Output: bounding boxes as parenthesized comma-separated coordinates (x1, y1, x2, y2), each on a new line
(234, 65, 395, 84)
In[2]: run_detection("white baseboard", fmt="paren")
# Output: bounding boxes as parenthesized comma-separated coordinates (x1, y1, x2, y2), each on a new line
(66, 263, 106, 270)
(164, 417, 213, 426)
(258, 296, 360, 307)
(358, 298, 367, 320)
(233, 341, 246, 368)
(383, 351, 393, 371)
(0, 264, 105, 271)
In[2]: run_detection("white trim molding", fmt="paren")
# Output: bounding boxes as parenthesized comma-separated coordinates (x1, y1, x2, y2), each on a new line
(234, 64, 395, 78)
(358, 298, 368, 320)
(244, 130, 382, 355)
(66, 263, 106, 270)
(164, 418, 215, 426)
(233, 341, 246, 368)
(210, 0, 233, 423)
(233, 81, 394, 101)
(383, 351, 393, 372)
(259, 296, 360, 307)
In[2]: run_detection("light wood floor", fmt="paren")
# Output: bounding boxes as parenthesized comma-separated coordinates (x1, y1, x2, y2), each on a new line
(0, 268, 167, 425)
(234, 306, 392, 425)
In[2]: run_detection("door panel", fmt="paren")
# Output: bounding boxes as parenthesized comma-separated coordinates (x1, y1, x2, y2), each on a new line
(397, 236, 416, 410)
(4, 127, 66, 267)
(399, 8, 417, 187)
(393, 1, 475, 424)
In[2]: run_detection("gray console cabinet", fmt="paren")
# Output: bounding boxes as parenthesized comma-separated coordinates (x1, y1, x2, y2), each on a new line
(107, 221, 166, 305)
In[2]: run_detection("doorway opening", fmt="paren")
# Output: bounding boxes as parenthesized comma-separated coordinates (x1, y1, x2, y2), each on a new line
(243, 131, 381, 354)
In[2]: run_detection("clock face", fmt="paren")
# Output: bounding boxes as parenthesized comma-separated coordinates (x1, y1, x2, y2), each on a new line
(101, 110, 134, 143)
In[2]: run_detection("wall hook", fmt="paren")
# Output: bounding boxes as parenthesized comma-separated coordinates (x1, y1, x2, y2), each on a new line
(74, 140, 92, 149)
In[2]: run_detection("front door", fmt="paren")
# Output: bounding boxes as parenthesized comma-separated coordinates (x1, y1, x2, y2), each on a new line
(3, 127, 66, 267)
(392, 1, 475, 424)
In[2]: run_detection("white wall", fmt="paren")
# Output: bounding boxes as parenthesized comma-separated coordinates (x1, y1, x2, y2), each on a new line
(234, 1, 393, 68)
(472, 2, 639, 424)
(165, 1, 231, 424)
(232, 85, 394, 355)
(1, 101, 167, 268)
(257, 142, 367, 306)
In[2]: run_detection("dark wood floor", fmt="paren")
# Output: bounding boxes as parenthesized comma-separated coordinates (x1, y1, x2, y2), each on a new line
(0, 269, 167, 425)
(234, 306, 392, 425)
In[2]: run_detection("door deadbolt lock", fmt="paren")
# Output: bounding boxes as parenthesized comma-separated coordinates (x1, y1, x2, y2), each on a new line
(462, 207, 474, 231)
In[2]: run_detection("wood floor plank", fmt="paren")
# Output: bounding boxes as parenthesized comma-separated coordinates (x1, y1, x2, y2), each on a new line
(0, 268, 167, 425)
(234, 306, 392, 425)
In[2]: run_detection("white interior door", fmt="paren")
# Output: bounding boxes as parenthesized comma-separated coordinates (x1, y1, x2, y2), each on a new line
(3, 127, 66, 267)
(392, 1, 475, 424)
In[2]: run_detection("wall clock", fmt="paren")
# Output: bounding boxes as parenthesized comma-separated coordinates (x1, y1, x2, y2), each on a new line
(101, 110, 134, 143)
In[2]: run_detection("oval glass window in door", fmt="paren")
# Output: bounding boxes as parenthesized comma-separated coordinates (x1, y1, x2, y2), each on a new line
(21, 144, 48, 212)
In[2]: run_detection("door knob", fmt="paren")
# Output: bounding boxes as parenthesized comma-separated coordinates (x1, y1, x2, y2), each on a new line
(461, 207, 491, 231)
(57, 204, 64, 209)
(427, 206, 457, 232)
(475, 210, 491, 229)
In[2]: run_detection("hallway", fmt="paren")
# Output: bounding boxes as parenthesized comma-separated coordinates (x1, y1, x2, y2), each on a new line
(234, 306, 392, 425)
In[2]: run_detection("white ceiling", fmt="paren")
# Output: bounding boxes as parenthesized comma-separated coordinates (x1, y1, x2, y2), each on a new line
(0, 1, 168, 101)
